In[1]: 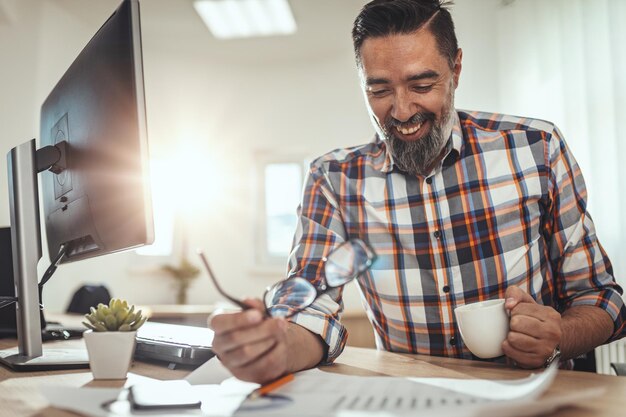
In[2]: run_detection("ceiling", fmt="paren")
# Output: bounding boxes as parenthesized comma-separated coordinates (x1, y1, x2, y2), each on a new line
(51, 0, 369, 65)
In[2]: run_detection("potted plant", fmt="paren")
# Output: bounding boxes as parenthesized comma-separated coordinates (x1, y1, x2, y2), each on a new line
(82, 298, 147, 379)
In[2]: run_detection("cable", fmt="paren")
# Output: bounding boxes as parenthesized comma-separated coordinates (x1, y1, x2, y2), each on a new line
(39, 244, 67, 289)
(0, 244, 67, 310)
(38, 244, 68, 309)
(0, 296, 18, 309)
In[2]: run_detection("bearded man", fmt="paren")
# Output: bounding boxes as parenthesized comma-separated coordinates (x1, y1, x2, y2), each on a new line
(209, 0, 626, 383)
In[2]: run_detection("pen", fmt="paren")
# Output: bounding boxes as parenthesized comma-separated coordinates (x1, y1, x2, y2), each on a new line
(248, 373, 294, 400)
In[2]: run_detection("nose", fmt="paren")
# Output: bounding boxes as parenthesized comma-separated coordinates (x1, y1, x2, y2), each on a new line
(390, 90, 417, 123)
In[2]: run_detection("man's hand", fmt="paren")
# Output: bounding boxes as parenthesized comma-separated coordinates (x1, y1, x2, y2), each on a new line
(209, 299, 290, 384)
(502, 286, 562, 369)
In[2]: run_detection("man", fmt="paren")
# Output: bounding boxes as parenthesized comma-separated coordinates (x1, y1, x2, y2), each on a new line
(210, 0, 626, 383)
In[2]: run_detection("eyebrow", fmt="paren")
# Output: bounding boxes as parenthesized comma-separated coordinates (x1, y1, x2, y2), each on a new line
(366, 70, 440, 86)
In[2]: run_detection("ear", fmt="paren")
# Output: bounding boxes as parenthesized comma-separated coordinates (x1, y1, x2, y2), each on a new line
(452, 48, 463, 88)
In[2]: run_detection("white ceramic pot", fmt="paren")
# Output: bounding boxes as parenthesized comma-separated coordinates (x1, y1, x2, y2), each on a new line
(83, 330, 137, 379)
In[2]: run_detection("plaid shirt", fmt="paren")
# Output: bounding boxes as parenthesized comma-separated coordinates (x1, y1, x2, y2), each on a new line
(286, 110, 626, 363)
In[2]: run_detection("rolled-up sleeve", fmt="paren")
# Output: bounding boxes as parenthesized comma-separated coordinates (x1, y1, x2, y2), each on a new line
(547, 126, 626, 341)
(282, 161, 349, 363)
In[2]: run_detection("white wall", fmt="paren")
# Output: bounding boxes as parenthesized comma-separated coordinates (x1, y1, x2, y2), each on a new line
(453, 0, 500, 112)
(0, 0, 500, 312)
(0, 0, 41, 223)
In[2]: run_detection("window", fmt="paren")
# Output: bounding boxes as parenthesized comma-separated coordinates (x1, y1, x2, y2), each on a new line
(264, 163, 302, 257)
(255, 153, 307, 266)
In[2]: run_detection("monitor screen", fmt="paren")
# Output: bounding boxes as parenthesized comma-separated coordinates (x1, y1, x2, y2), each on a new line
(0, 0, 153, 370)
(40, 0, 153, 263)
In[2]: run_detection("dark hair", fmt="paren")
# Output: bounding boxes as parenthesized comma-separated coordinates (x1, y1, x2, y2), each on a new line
(352, 0, 458, 69)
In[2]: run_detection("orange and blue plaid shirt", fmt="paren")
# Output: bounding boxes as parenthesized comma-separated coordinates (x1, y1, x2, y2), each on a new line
(286, 110, 626, 363)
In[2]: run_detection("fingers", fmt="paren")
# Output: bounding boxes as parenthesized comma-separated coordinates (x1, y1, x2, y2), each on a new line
(508, 314, 546, 340)
(214, 317, 287, 353)
(502, 339, 547, 369)
(509, 304, 562, 343)
(504, 286, 535, 310)
(210, 313, 290, 384)
(503, 302, 562, 369)
(218, 338, 278, 368)
(242, 298, 266, 311)
(229, 337, 290, 383)
(509, 304, 561, 337)
(505, 330, 540, 353)
(503, 328, 556, 369)
(207, 297, 267, 331)
(209, 308, 263, 333)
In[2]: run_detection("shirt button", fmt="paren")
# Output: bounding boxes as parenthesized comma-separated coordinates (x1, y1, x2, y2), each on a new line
(433, 230, 441, 239)
(426, 177, 433, 184)
(450, 337, 456, 346)
(443, 285, 450, 293)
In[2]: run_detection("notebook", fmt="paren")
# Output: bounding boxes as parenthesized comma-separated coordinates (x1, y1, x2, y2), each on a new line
(134, 321, 215, 367)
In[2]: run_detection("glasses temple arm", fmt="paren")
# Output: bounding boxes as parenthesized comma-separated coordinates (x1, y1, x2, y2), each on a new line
(198, 251, 249, 310)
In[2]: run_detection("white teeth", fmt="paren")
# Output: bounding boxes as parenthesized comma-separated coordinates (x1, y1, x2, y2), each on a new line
(396, 122, 422, 135)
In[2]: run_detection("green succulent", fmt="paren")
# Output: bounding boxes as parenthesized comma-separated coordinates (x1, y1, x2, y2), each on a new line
(82, 298, 147, 332)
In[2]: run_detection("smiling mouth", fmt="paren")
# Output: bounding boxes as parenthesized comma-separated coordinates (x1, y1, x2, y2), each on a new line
(396, 122, 423, 135)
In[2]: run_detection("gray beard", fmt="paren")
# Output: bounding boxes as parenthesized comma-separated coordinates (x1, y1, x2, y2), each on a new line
(383, 109, 453, 177)
(386, 124, 446, 177)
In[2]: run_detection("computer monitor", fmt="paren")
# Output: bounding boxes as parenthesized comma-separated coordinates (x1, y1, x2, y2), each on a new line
(0, 0, 153, 370)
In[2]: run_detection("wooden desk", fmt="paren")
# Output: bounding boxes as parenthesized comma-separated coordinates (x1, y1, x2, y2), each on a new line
(1, 338, 624, 417)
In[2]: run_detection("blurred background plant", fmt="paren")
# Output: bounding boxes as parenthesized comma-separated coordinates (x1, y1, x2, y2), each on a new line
(161, 257, 200, 304)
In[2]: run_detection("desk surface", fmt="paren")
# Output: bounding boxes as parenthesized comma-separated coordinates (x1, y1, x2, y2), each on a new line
(0, 338, 624, 417)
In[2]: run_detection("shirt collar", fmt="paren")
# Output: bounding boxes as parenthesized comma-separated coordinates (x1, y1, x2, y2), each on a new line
(380, 140, 394, 173)
(380, 110, 464, 174)
(447, 110, 464, 163)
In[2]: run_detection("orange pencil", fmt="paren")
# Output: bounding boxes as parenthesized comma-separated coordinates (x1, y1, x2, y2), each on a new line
(248, 373, 295, 400)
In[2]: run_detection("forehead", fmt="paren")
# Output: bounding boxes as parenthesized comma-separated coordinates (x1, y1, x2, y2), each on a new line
(359, 29, 449, 79)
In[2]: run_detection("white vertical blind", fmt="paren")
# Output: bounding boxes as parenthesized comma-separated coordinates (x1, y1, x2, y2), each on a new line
(494, 0, 626, 289)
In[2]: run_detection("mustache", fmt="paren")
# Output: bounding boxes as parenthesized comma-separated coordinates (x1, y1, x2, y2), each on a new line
(386, 112, 436, 129)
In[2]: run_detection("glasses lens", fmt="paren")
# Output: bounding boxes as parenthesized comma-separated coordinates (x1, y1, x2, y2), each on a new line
(325, 239, 374, 287)
(264, 277, 317, 318)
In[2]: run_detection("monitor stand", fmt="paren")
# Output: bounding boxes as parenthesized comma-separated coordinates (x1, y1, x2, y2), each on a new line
(0, 347, 89, 371)
(1, 140, 89, 371)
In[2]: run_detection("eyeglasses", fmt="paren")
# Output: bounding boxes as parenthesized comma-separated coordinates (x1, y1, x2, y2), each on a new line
(198, 239, 376, 318)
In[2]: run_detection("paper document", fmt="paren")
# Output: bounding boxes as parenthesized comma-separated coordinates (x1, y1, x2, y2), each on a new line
(408, 359, 558, 401)
(40, 364, 258, 417)
(40, 359, 601, 417)
(185, 356, 236, 385)
(234, 360, 572, 417)
(337, 388, 604, 417)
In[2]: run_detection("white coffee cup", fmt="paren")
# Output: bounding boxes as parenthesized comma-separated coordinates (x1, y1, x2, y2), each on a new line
(454, 299, 509, 359)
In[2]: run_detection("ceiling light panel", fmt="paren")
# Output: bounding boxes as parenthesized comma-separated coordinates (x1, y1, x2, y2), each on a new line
(194, 0, 297, 40)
